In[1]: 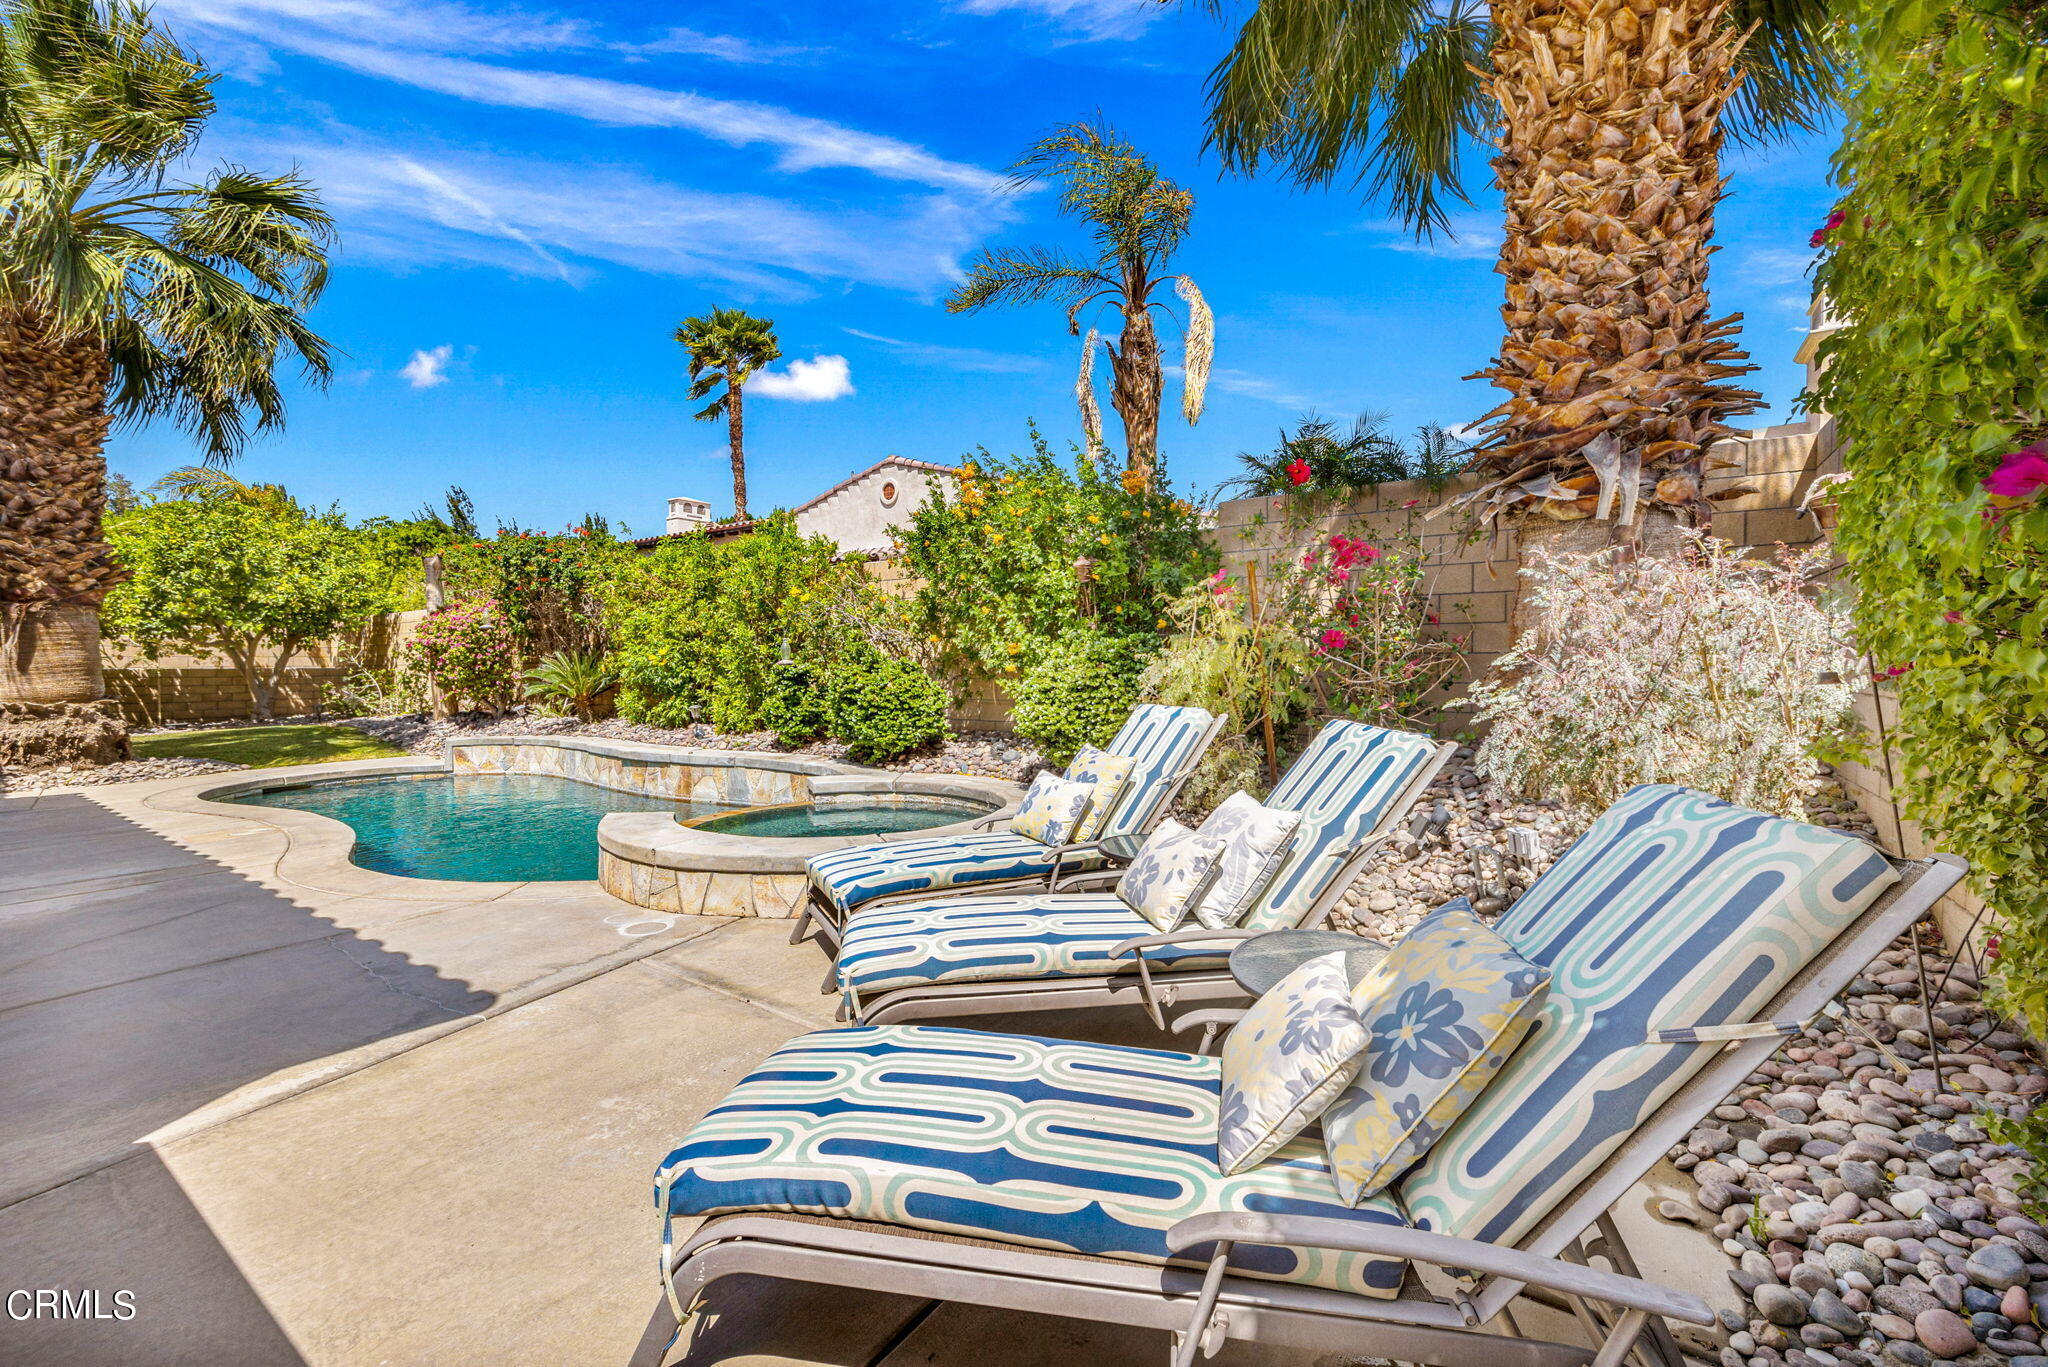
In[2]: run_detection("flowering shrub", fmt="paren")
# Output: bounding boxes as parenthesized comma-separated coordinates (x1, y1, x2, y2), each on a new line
(403, 599, 521, 715)
(1272, 530, 1465, 730)
(1814, 0, 2048, 1189)
(896, 428, 1212, 681)
(440, 525, 626, 656)
(1466, 535, 1861, 816)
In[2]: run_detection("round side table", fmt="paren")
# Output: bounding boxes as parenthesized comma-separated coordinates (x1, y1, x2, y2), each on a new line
(1227, 929, 1390, 996)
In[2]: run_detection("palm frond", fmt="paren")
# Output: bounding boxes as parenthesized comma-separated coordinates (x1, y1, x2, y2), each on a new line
(1721, 0, 1840, 143)
(1076, 325, 1103, 447)
(945, 244, 1106, 314)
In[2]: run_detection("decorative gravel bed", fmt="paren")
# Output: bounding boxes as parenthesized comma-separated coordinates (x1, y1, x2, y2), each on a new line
(1, 755, 244, 794)
(1326, 750, 2045, 1367)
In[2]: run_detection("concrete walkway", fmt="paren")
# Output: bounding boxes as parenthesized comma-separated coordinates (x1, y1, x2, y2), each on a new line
(0, 768, 1733, 1366)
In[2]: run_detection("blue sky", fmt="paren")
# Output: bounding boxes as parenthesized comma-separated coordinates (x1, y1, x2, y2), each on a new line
(113, 0, 1839, 534)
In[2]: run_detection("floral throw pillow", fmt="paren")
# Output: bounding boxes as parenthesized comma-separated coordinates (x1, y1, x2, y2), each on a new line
(1323, 899, 1550, 1204)
(1008, 772, 1095, 847)
(1190, 791, 1302, 929)
(1217, 951, 1369, 1175)
(1063, 745, 1137, 844)
(1114, 820, 1227, 931)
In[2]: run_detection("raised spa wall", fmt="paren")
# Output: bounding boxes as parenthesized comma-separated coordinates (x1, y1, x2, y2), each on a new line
(446, 737, 1020, 918)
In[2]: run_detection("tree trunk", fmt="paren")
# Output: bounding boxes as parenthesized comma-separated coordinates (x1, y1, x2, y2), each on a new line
(1477, 0, 1760, 542)
(1509, 503, 1689, 639)
(1110, 308, 1163, 485)
(1, 603, 105, 704)
(727, 385, 749, 520)
(0, 310, 121, 704)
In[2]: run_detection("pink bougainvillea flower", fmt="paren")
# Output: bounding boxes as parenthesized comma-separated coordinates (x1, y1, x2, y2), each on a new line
(1808, 208, 1846, 249)
(1284, 457, 1312, 487)
(1301, 550, 1317, 568)
(1943, 610, 1965, 624)
(1318, 628, 1350, 653)
(1401, 498, 1421, 509)
(1329, 568, 1351, 583)
(1982, 443, 2048, 500)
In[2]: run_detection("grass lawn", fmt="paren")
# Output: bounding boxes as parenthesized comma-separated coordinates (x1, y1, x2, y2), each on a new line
(132, 723, 411, 768)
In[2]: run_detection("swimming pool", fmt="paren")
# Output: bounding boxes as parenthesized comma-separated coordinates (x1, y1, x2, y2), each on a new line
(229, 772, 725, 882)
(688, 798, 988, 839)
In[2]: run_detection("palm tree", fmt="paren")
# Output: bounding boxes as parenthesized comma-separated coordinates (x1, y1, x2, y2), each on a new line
(1222, 411, 1408, 496)
(947, 121, 1214, 487)
(0, 0, 332, 706)
(675, 307, 779, 520)
(1194, 0, 1834, 565)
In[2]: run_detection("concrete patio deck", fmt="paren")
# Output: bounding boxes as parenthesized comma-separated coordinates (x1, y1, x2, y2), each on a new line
(0, 764, 1733, 1366)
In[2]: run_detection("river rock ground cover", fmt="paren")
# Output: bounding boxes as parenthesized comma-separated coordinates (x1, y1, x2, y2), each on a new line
(1325, 749, 2047, 1367)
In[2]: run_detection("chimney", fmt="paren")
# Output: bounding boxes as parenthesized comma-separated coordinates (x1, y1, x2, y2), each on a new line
(666, 497, 711, 536)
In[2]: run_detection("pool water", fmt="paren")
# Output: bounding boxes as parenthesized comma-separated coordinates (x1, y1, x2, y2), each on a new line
(688, 799, 988, 839)
(230, 773, 726, 882)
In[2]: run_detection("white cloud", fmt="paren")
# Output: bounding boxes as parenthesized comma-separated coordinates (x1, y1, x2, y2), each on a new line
(949, 0, 1159, 41)
(841, 327, 1042, 374)
(235, 132, 1017, 297)
(156, 0, 1008, 194)
(401, 344, 454, 388)
(1361, 213, 1503, 261)
(634, 27, 816, 64)
(749, 355, 854, 402)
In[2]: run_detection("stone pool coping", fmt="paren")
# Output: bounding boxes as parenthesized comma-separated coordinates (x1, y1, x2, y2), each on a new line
(152, 736, 1022, 913)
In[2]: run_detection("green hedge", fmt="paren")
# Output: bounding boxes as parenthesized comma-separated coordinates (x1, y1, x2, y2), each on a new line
(1817, 3, 2046, 1040)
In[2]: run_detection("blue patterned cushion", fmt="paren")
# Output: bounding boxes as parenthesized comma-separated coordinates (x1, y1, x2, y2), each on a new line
(1324, 900, 1549, 1204)
(1241, 721, 1439, 933)
(656, 1025, 1410, 1297)
(1218, 952, 1369, 1174)
(1397, 785, 1900, 1247)
(1115, 820, 1227, 931)
(836, 893, 1232, 1001)
(1010, 773, 1094, 845)
(1064, 746, 1137, 843)
(1094, 704, 1219, 839)
(806, 832, 1109, 917)
(806, 703, 1216, 917)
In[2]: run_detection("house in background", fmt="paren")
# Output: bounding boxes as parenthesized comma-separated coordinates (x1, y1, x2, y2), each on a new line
(634, 456, 957, 557)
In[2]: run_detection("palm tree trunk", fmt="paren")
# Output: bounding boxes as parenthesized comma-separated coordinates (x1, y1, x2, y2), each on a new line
(0, 310, 121, 704)
(1479, 0, 1761, 630)
(727, 386, 749, 520)
(1110, 308, 1163, 484)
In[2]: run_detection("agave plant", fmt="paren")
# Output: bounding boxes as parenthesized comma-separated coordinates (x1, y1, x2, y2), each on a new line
(523, 650, 618, 722)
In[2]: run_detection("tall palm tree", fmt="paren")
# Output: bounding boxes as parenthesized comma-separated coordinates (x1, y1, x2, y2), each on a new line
(1195, 0, 1834, 565)
(947, 121, 1214, 487)
(0, 0, 332, 706)
(675, 307, 779, 521)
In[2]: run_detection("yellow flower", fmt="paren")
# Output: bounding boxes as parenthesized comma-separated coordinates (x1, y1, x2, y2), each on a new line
(1088, 513, 1101, 524)
(1156, 618, 1168, 629)
(1007, 642, 1022, 655)
(1098, 533, 1112, 545)
(990, 532, 1005, 544)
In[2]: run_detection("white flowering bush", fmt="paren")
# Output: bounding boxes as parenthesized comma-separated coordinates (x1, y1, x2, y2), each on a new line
(1468, 534, 1862, 817)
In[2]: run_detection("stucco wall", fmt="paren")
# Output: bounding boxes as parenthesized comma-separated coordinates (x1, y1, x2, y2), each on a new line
(797, 463, 952, 555)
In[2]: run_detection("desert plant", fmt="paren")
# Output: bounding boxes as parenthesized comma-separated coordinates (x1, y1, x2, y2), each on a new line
(946, 123, 1211, 484)
(675, 307, 780, 519)
(826, 650, 950, 763)
(1196, 0, 1838, 583)
(1466, 533, 1861, 816)
(1, 0, 332, 704)
(403, 599, 520, 717)
(523, 650, 616, 721)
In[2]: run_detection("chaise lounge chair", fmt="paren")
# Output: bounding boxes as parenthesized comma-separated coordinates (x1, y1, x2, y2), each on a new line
(653, 784, 1965, 1366)
(793, 703, 1228, 947)
(827, 718, 1455, 1027)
